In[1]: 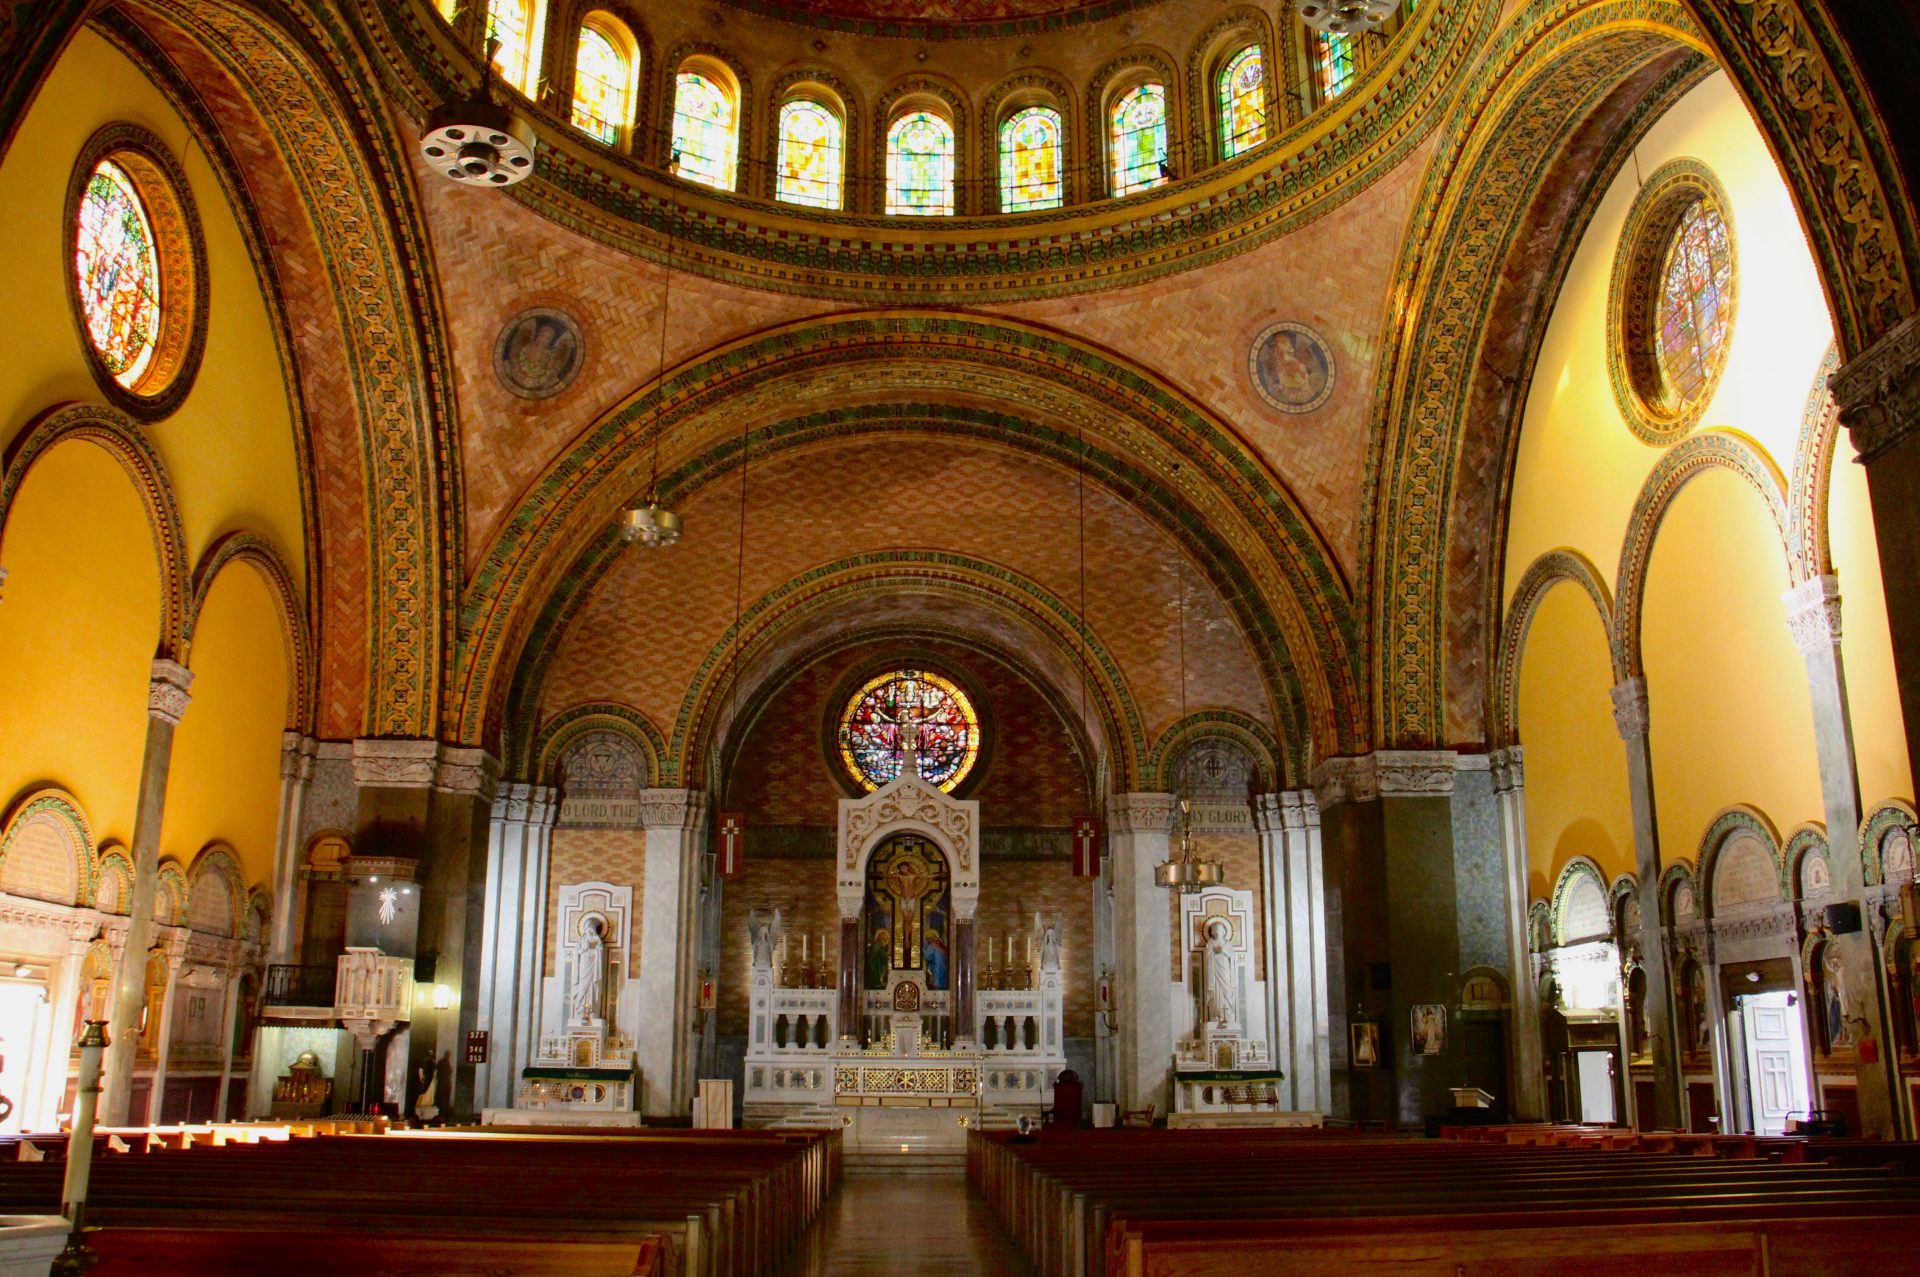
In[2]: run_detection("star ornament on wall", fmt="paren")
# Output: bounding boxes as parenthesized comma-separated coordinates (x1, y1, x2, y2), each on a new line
(378, 887, 399, 926)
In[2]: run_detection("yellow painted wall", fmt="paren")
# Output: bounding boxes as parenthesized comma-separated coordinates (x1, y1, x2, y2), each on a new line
(162, 567, 290, 888)
(0, 442, 162, 846)
(0, 29, 306, 580)
(1517, 581, 1635, 898)
(1641, 467, 1821, 860)
(1829, 449, 1910, 808)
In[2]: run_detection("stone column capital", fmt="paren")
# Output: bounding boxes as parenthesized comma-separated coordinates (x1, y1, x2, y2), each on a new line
(639, 787, 707, 831)
(1611, 677, 1651, 742)
(1491, 745, 1526, 794)
(1255, 789, 1320, 832)
(1312, 751, 1457, 806)
(280, 732, 317, 781)
(1105, 792, 1177, 835)
(1830, 311, 1920, 463)
(352, 737, 441, 788)
(433, 746, 500, 803)
(147, 659, 194, 725)
(1783, 574, 1843, 656)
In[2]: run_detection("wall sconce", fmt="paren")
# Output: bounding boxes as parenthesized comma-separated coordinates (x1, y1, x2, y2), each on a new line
(432, 983, 453, 1011)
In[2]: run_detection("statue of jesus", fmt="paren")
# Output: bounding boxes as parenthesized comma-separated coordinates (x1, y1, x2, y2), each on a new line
(1203, 918, 1238, 1028)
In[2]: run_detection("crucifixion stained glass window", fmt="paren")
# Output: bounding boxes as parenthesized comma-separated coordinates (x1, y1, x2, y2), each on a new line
(999, 106, 1064, 212)
(1217, 46, 1267, 159)
(74, 159, 161, 388)
(672, 69, 738, 191)
(838, 669, 980, 792)
(1109, 83, 1168, 197)
(886, 110, 955, 216)
(1654, 197, 1734, 407)
(571, 22, 632, 145)
(776, 97, 844, 209)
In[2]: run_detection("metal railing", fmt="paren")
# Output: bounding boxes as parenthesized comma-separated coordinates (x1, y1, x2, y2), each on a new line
(263, 963, 336, 1009)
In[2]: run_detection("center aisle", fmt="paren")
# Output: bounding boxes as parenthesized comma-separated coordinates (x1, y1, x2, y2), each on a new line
(776, 1170, 1034, 1276)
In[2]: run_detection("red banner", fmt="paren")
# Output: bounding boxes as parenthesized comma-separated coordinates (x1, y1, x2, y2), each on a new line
(715, 811, 746, 876)
(1072, 816, 1101, 877)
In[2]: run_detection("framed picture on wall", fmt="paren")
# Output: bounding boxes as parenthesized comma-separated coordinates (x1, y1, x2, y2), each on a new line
(1412, 1004, 1447, 1056)
(1351, 1021, 1380, 1068)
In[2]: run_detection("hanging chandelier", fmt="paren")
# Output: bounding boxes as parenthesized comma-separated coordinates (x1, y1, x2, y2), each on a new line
(419, 40, 537, 187)
(1295, 0, 1396, 35)
(619, 256, 682, 547)
(1156, 556, 1224, 893)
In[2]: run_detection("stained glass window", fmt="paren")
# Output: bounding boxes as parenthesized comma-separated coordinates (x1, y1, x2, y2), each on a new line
(838, 669, 980, 792)
(74, 159, 161, 388)
(1654, 198, 1734, 406)
(487, 0, 534, 92)
(998, 106, 1064, 212)
(570, 22, 632, 145)
(671, 69, 738, 191)
(886, 110, 955, 216)
(1217, 46, 1268, 159)
(1315, 33, 1355, 101)
(775, 97, 844, 209)
(1110, 83, 1168, 197)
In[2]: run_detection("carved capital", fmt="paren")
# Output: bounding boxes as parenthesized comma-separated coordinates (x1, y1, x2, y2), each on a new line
(1490, 745, 1526, 795)
(1280, 788, 1319, 831)
(1105, 792, 1177, 835)
(433, 746, 500, 802)
(1831, 312, 1920, 463)
(1374, 750, 1458, 797)
(639, 787, 707, 831)
(1312, 755, 1376, 808)
(148, 659, 193, 725)
(1610, 677, 1650, 742)
(1782, 574, 1843, 656)
(280, 732, 316, 782)
(351, 737, 440, 788)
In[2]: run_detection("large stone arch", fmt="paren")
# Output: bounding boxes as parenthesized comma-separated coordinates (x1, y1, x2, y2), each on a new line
(1494, 548, 1618, 748)
(185, 531, 314, 733)
(458, 315, 1361, 765)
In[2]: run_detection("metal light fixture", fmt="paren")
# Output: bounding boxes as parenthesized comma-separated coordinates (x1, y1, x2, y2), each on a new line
(1156, 549, 1225, 893)
(420, 39, 537, 187)
(619, 256, 682, 546)
(1296, 0, 1396, 35)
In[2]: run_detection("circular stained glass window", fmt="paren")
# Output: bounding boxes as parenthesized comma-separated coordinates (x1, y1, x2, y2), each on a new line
(1652, 197, 1734, 408)
(75, 159, 163, 387)
(837, 669, 981, 792)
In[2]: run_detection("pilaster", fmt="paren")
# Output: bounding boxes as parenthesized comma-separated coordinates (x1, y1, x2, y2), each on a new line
(268, 732, 317, 966)
(1490, 747, 1547, 1120)
(1105, 792, 1176, 1118)
(636, 787, 708, 1117)
(1255, 790, 1330, 1112)
(101, 659, 192, 1124)
(475, 783, 558, 1110)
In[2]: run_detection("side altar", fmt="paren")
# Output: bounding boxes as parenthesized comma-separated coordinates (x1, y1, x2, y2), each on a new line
(741, 735, 1066, 1154)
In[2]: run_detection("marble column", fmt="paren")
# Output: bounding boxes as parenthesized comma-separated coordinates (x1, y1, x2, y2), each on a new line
(1106, 792, 1176, 1118)
(144, 946, 186, 1125)
(1491, 747, 1548, 1120)
(636, 788, 707, 1117)
(267, 733, 317, 966)
(39, 928, 93, 1128)
(1783, 575, 1903, 1136)
(212, 962, 243, 1121)
(474, 782, 557, 1111)
(1255, 790, 1331, 1113)
(426, 747, 501, 1118)
(836, 917, 859, 1043)
(1611, 678, 1683, 1129)
(951, 918, 977, 1046)
(101, 659, 192, 1125)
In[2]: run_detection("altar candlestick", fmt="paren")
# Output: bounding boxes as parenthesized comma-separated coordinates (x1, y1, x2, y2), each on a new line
(802, 933, 809, 962)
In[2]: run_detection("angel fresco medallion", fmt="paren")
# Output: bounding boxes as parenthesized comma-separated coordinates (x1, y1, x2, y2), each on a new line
(493, 306, 585, 399)
(1248, 320, 1334, 415)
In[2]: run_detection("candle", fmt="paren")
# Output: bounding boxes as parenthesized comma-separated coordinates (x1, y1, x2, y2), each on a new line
(802, 933, 809, 962)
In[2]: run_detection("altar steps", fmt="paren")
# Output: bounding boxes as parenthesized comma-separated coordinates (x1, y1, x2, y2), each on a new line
(843, 1147, 968, 1174)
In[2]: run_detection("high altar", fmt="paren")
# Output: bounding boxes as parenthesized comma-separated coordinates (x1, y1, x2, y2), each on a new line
(742, 739, 1066, 1157)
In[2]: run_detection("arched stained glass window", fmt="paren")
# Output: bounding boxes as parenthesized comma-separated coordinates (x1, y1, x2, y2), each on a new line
(487, 0, 535, 92)
(998, 106, 1064, 212)
(671, 68, 738, 191)
(74, 159, 161, 387)
(1217, 46, 1267, 158)
(1315, 33, 1355, 101)
(571, 21, 634, 145)
(1109, 83, 1167, 197)
(775, 96, 844, 209)
(886, 110, 955, 216)
(1655, 198, 1735, 406)
(837, 669, 981, 792)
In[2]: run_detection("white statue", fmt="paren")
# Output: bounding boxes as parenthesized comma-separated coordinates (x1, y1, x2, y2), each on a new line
(748, 909, 781, 970)
(570, 916, 607, 1026)
(1203, 918, 1238, 1027)
(1039, 921, 1061, 972)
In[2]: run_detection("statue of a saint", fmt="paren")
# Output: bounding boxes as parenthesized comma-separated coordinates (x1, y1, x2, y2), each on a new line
(1203, 918, 1237, 1027)
(748, 909, 780, 969)
(1040, 924, 1061, 972)
(570, 916, 607, 1026)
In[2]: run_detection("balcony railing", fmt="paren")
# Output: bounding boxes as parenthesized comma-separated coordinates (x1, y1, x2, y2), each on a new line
(263, 964, 335, 1009)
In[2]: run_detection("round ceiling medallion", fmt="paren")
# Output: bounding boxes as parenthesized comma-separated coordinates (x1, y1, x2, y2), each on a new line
(64, 124, 208, 421)
(493, 306, 585, 399)
(1248, 320, 1335, 414)
(1607, 159, 1738, 444)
